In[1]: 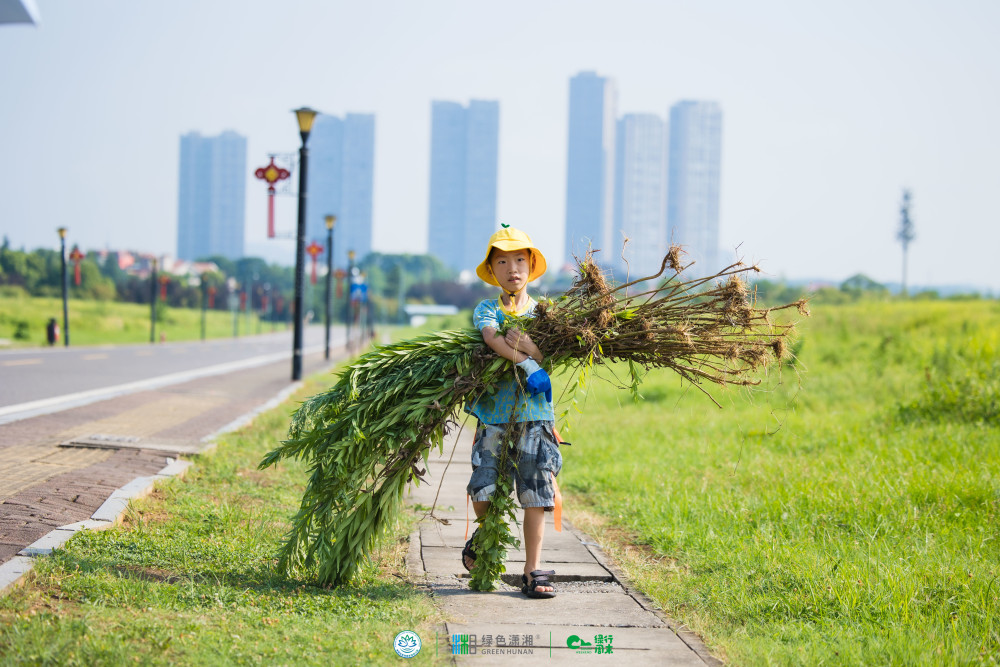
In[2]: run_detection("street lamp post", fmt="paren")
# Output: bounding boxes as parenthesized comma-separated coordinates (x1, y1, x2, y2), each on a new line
(324, 214, 336, 360)
(292, 107, 318, 381)
(150, 258, 158, 344)
(228, 278, 239, 337)
(200, 279, 207, 341)
(346, 249, 355, 354)
(246, 272, 256, 336)
(57, 227, 70, 346)
(264, 283, 273, 332)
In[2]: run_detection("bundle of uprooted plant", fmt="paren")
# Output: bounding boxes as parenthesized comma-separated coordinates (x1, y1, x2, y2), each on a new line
(260, 247, 806, 589)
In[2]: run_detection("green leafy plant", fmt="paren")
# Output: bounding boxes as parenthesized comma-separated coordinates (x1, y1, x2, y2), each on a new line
(260, 248, 803, 588)
(467, 422, 523, 591)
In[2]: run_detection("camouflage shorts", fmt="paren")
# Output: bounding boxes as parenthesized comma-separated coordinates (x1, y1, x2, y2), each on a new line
(467, 421, 562, 510)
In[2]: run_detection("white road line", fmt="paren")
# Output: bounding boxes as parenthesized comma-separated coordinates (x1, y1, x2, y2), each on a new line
(81, 354, 109, 361)
(0, 345, 323, 426)
(2, 358, 42, 367)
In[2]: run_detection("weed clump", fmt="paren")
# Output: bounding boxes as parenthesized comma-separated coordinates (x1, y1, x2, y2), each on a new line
(260, 245, 805, 589)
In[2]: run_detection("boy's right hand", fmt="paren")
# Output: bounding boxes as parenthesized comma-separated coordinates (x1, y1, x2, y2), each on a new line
(516, 358, 553, 403)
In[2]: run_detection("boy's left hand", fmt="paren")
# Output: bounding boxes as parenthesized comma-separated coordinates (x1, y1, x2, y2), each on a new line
(505, 328, 542, 361)
(516, 358, 553, 403)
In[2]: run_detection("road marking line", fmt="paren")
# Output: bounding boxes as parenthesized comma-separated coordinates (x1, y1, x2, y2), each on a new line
(2, 359, 42, 367)
(82, 354, 109, 361)
(0, 345, 323, 425)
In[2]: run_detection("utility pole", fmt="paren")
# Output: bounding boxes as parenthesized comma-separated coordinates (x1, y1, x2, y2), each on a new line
(897, 189, 915, 297)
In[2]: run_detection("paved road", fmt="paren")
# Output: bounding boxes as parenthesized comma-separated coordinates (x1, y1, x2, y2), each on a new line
(0, 346, 344, 565)
(0, 325, 346, 423)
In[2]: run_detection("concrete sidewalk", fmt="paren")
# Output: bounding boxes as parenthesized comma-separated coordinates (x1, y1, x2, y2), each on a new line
(405, 427, 721, 665)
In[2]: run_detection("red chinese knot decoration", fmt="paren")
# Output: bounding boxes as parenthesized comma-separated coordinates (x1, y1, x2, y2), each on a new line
(69, 246, 85, 286)
(306, 241, 324, 285)
(254, 156, 291, 238)
(334, 268, 346, 298)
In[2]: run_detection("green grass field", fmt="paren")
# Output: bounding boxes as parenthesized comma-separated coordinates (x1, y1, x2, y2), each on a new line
(2, 299, 997, 664)
(0, 294, 264, 347)
(0, 375, 443, 666)
(561, 300, 1000, 664)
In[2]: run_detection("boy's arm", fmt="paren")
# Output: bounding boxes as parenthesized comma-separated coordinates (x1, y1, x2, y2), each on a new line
(481, 326, 553, 402)
(504, 328, 544, 362)
(481, 326, 534, 363)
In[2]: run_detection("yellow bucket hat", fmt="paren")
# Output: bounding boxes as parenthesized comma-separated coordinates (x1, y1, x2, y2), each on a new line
(475, 227, 548, 287)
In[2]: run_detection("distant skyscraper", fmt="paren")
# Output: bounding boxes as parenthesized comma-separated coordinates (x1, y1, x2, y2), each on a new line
(614, 114, 667, 278)
(565, 71, 617, 268)
(307, 113, 376, 264)
(667, 101, 722, 272)
(427, 99, 499, 273)
(177, 130, 247, 261)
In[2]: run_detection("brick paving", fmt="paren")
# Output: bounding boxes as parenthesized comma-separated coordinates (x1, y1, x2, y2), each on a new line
(0, 350, 337, 565)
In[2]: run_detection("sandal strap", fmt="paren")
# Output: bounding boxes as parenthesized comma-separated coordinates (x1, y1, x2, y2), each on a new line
(526, 570, 555, 587)
(529, 569, 555, 578)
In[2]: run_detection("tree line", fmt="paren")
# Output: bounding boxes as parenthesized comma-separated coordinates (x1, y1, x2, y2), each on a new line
(0, 238, 501, 323)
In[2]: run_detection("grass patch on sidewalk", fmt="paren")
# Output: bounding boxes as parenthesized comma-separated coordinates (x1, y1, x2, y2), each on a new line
(561, 300, 1000, 665)
(0, 374, 443, 665)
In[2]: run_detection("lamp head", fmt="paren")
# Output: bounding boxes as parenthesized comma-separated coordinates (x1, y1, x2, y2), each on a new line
(57, 227, 67, 240)
(293, 107, 319, 142)
(325, 214, 337, 230)
(348, 250, 356, 262)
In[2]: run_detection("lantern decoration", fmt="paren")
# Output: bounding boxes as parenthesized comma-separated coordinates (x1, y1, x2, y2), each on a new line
(253, 156, 291, 238)
(239, 291, 247, 311)
(207, 285, 217, 309)
(306, 240, 324, 285)
(335, 268, 346, 298)
(275, 295, 284, 318)
(69, 246, 85, 286)
(261, 293, 269, 316)
(159, 274, 170, 301)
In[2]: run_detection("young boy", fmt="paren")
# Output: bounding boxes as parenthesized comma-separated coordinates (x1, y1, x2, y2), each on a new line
(462, 226, 562, 599)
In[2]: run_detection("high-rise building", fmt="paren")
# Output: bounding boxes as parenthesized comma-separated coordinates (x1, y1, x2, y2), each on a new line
(667, 101, 722, 272)
(565, 71, 617, 268)
(177, 130, 247, 261)
(307, 113, 376, 265)
(427, 99, 499, 273)
(614, 114, 667, 278)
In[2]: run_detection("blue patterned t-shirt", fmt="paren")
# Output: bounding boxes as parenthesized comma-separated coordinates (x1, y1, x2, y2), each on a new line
(465, 297, 555, 425)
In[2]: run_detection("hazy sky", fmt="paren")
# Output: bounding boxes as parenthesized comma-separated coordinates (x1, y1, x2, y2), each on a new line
(2, 1, 998, 290)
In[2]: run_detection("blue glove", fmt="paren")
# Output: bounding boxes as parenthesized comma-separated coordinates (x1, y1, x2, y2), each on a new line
(517, 358, 552, 403)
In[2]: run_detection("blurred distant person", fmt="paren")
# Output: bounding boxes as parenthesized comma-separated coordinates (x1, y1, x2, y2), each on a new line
(46, 318, 59, 346)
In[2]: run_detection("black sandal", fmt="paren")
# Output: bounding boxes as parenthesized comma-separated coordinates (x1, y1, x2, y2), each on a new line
(461, 529, 479, 572)
(521, 570, 556, 599)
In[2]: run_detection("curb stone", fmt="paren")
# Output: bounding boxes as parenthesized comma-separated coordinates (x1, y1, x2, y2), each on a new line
(405, 522, 460, 662)
(2, 457, 189, 592)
